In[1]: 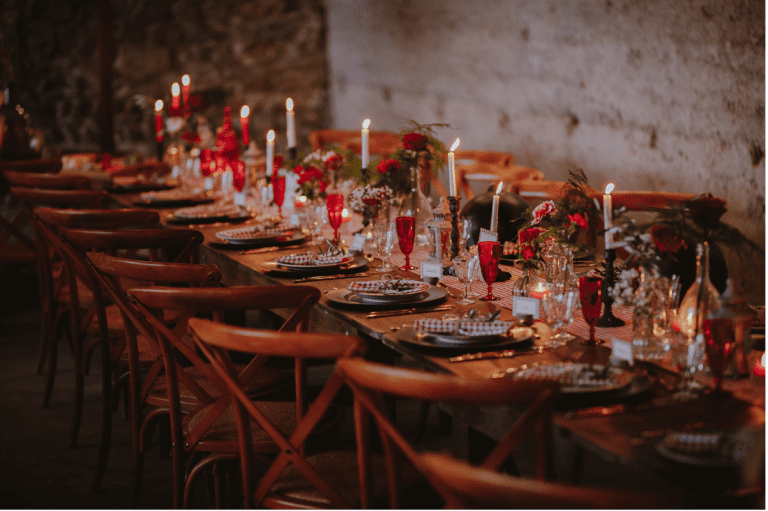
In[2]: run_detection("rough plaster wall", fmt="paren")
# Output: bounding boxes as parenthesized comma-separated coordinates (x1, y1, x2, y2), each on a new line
(328, 0, 765, 250)
(1, 0, 329, 156)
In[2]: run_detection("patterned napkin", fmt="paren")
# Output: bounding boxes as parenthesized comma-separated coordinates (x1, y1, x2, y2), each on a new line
(277, 252, 349, 266)
(457, 320, 513, 337)
(509, 364, 618, 388)
(276, 253, 314, 266)
(663, 432, 723, 456)
(174, 203, 241, 219)
(216, 225, 287, 240)
(414, 319, 458, 334)
(349, 279, 429, 295)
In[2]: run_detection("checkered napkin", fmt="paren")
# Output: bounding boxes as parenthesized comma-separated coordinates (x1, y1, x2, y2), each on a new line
(315, 253, 348, 265)
(348, 279, 429, 295)
(457, 320, 513, 337)
(503, 241, 517, 256)
(175, 203, 240, 219)
(413, 319, 458, 334)
(509, 364, 615, 388)
(276, 253, 314, 266)
(217, 225, 286, 240)
(664, 432, 722, 456)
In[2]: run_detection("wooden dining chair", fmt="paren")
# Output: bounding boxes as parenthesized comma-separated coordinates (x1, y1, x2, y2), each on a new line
(308, 129, 401, 159)
(458, 162, 544, 200)
(336, 358, 560, 508)
(188, 315, 376, 509)
(127, 285, 325, 509)
(418, 452, 681, 509)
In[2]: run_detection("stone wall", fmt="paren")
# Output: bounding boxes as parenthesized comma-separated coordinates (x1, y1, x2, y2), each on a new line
(0, 0, 329, 156)
(327, 0, 765, 252)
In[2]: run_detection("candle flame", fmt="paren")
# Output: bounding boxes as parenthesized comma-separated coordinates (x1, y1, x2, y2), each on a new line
(240, 105, 250, 118)
(286, 98, 293, 111)
(267, 130, 275, 142)
(342, 208, 349, 218)
(362, 118, 370, 129)
(495, 182, 503, 195)
(171, 82, 180, 96)
(605, 183, 614, 195)
(181, 75, 190, 86)
(154, 100, 163, 111)
(450, 138, 460, 152)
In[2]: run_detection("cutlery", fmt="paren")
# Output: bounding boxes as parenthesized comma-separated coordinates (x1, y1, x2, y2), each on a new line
(436, 282, 457, 298)
(563, 396, 678, 420)
(239, 246, 283, 255)
(366, 305, 453, 319)
(292, 272, 376, 283)
(449, 345, 551, 363)
(629, 421, 711, 446)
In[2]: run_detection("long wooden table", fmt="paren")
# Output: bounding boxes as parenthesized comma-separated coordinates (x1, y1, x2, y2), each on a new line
(116, 193, 766, 504)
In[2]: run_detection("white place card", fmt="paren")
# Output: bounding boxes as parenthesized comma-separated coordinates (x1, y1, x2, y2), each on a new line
(289, 213, 300, 228)
(421, 261, 443, 280)
(478, 228, 498, 243)
(233, 191, 247, 206)
(512, 296, 539, 319)
(611, 338, 635, 365)
(350, 233, 366, 252)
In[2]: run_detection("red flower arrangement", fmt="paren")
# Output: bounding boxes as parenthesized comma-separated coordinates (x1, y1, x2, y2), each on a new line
(376, 158, 401, 174)
(402, 132, 428, 152)
(531, 200, 555, 225)
(651, 225, 686, 254)
(518, 227, 547, 261)
(567, 213, 589, 231)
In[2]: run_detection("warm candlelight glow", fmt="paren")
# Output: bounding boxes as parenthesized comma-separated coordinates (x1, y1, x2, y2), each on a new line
(754, 353, 766, 377)
(603, 183, 615, 248)
(155, 100, 163, 112)
(362, 118, 370, 129)
(342, 208, 349, 218)
(171, 83, 180, 96)
(495, 181, 503, 195)
(181, 75, 190, 86)
(240, 105, 249, 118)
(450, 138, 460, 152)
(299, 196, 307, 203)
(286, 98, 294, 111)
(267, 130, 275, 142)
(605, 183, 615, 194)
(529, 281, 550, 299)
(448, 138, 460, 196)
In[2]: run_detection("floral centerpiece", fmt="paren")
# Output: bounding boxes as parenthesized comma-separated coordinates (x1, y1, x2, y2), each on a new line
(290, 150, 344, 201)
(349, 184, 392, 226)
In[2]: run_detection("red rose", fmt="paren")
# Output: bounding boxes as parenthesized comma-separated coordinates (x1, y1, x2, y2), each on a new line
(531, 201, 555, 225)
(293, 165, 303, 175)
(182, 131, 201, 144)
(402, 133, 428, 151)
(363, 198, 379, 206)
(307, 166, 323, 180)
(651, 225, 687, 254)
(318, 181, 328, 193)
(323, 154, 344, 171)
(567, 213, 588, 230)
(690, 194, 727, 224)
(518, 226, 546, 245)
(273, 155, 284, 170)
(376, 158, 400, 174)
(521, 246, 536, 261)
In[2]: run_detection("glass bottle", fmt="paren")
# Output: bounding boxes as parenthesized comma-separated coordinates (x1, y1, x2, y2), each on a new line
(677, 242, 722, 340)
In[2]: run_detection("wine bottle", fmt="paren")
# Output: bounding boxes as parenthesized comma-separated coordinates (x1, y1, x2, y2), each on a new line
(677, 242, 722, 338)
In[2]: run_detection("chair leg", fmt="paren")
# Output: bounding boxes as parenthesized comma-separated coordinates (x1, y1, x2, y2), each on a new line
(69, 352, 84, 448)
(90, 342, 113, 493)
(140, 408, 169, 454)
(41, 325, 58, 408)
(34, 314, 49, 375)
(110, 371, 130, 413)
(183, 454, 238, 509)
(130, 399, 145, 507)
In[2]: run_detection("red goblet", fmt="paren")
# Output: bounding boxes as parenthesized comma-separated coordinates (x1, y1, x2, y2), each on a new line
(702, 318, 737, 394)
(578, 276, 603, 345)
(199, 149, 213, 177)
(477, 240, 501, 301)
(273, 176, 286, 218)
(326, 193, 344, 244)
(395, 216, 415, 271)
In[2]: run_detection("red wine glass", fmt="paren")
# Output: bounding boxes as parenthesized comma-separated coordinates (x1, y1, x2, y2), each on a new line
(273, 176, 286, 218)
(395, 216, 415, 271)
(578, 276, 603, 345)
(326, 193, 344, 244)
(477, 241, 501, 301)
(702, 318, 737, 394)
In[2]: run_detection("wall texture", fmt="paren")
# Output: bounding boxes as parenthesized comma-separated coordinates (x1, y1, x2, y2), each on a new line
(1, 0, 329, 156)
(327, 0, 765, 249)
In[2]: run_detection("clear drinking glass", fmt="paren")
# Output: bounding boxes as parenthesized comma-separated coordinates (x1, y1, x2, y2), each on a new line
(375, 221, 396, 273)
(668, 329, 705, 399)
(452, 255, 476, 305)
(542, 290, 577, 348)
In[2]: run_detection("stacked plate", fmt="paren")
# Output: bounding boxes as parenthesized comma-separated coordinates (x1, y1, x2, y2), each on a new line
(347, 279, 431, 304)
(136, 189, 213, 207)
(169, 203, 250, 223)
(213, 223, 305, 247)
(276, 252, 353, 269)
(503, 363, 633, 394)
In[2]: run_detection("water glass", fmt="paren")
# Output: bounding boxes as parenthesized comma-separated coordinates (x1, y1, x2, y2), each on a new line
(375, 221, 396, 273)
(452, 255, 476, 305)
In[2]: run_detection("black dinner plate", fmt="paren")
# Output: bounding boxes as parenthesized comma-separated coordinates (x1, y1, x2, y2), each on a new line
(208, 231, 307, 249)
(395, 325, 534, 356)
(111, 181, 177, 193)
(325, 286, 447, 311)
(165, 211, 251, 225)
(133, 194, 215, 208)
(260, 254, 369, 276)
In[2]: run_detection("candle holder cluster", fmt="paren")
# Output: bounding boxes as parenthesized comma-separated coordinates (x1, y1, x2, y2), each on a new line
(596, 247, 625, 328)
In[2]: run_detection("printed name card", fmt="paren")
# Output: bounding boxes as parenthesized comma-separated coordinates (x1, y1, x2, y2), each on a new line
(233, 191, 246, 207)
(512, 296, 539, 319)
(350, 233, 366, 252)
(478, 228, 498, 243)
(421, 261, 443, 280)
(611, 338, 635, 365)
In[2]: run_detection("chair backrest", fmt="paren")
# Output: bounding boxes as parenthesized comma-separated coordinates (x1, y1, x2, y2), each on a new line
(10, 187, 109, 209)
(62, 227, 204, 264)
(419, 452, 680, 509)
(35, 207, 160, 230)
(458, 162, 544, 200)
(4, 170, 91, 190)
(109, 160, 172, 178)
(453, 149, 514, 167)
(0, 158, 62, 174)
(336, 357, 560, 508)
(188, 316, 366, 509)
(309, 129, 400, 158)
(594, 190, 701, 212)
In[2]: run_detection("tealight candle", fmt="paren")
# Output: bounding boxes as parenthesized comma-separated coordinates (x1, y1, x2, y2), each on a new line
(266, 130, 275, 177)
(490, 181, 503, 233)
(361, 119, 370, 168)
(448, 138, 460, 197)
(529, 281, 550, 299)
(171, 82, 181, 111)
(181, 74, 190, 118)
(603, 183, 614, 249)
(753, 353, 765, 377)
(154, 100, 164, 142)
(240, 105, 250, 146)
(286, 98, 296, 149)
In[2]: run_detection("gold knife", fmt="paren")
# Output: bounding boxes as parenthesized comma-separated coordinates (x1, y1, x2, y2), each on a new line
(366, 305, 453, 319)
(563, 396, 678, 420)
(292, 272, 376, 283)
(449, 346, 549, 363)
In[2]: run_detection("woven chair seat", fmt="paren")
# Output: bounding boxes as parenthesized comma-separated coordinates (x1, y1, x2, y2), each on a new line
(182, 400, 296, 445)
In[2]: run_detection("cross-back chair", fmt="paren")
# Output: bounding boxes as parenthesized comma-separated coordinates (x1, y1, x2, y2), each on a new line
(188, 315, 374, 509)
(336, 358, 560, 508)
(40, 221, 202, 494)
(308, 129, 401, 159)
(127, 285, 325, 508)
(419, 452, 681, 509)
(458, 162, 544, 200)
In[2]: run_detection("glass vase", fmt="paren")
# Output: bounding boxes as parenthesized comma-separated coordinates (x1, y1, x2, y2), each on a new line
(677, 242, 722, 339)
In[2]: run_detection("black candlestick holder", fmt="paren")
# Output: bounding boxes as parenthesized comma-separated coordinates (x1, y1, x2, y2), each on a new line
(156, 140, 164, 161)
(443, 196, 461, 276)
(287, 147, 297, 160)
(597, 247, 625, 327)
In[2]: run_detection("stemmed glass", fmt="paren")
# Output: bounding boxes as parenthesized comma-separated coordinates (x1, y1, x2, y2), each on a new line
(374, 221, 396, 273)
(542, 288, 577, 348)
(578, 276, 603, 345)
(668, 329, 705, 399)
(326, 193, 344, 244)
(452, 255, 476, 305)
(477, 241, 501, 301)
(395, 216, 415, 271)
(702, 318, 737, 394)
(273, 176, 286, 219)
